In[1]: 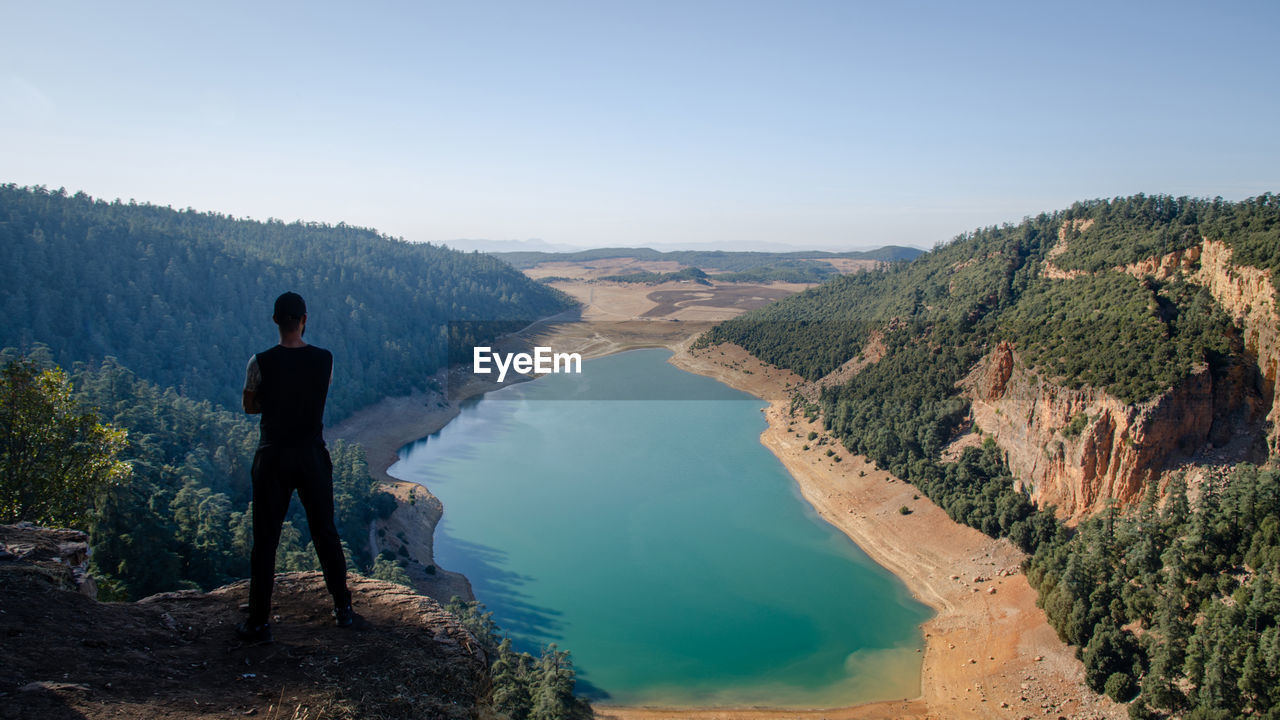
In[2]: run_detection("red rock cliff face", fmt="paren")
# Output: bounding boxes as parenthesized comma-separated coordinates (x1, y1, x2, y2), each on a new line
(964, 236, 1278, 519)
(964, 343, 1239, 519)
(1123, 239, 1280, 454)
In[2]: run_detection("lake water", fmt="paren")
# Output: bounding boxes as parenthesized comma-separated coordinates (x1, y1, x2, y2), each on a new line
(390, 348, 931, 707)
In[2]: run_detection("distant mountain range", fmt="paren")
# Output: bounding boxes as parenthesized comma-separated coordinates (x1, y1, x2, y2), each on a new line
(444, 238, 586, 253)
(492, 245, 925, 270)
(448, 237, 928, 255)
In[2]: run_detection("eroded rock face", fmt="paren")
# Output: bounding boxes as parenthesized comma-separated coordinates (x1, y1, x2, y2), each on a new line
(371, 481, 475, 603)
(1189, 242, 1280, 452)
(969, 234, 1280, 519)
(964, 343, 1264, 519)
(1119, 242, 1202, 280)
(0, 522, 97, 598)
(1122, 239, 1280, 453)
(981, 342, 1014, 402)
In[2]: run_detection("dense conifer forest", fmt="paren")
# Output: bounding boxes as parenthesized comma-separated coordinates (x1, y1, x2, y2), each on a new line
(704, 193, 1280, 717)
(0, 184, 575, 421)
(1052, 194, 1280, 281)
(1000, 275, 1235, 403)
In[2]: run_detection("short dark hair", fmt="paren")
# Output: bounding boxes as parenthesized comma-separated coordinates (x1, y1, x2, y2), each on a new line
(272, 292, 306, 332)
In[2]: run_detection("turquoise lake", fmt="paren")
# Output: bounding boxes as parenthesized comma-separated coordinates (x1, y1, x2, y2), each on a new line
(389, 348, 932, 707)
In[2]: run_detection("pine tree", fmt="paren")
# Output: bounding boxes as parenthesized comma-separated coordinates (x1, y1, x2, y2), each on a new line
(491, 639, 533, 720)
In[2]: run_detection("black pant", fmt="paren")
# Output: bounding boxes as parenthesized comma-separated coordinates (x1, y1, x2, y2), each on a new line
(248, 443, 351, 624)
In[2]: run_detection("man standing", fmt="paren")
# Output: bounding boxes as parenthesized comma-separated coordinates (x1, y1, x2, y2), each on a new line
(237, 291, 353, 643)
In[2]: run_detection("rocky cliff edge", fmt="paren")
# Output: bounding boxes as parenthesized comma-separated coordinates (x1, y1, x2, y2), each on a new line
(959, 235, 1278, 519)
(963, 341, 1266, 519)
(0, 523, 489, 720)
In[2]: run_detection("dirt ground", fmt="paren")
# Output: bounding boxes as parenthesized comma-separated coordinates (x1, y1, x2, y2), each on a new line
(640, 285, 795, 317)
(0, 551, 488, 720)
(539, 278, 813, 324)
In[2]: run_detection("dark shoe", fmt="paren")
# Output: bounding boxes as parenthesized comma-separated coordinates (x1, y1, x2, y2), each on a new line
(334, 604, 354, 628)
(235, 620, 272, 644)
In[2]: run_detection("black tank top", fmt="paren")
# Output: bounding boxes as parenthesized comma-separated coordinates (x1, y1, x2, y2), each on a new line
(255, 345, 332, 448)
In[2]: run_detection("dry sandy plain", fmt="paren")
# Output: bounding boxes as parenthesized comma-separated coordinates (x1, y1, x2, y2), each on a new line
(331, 270, 1123, 720)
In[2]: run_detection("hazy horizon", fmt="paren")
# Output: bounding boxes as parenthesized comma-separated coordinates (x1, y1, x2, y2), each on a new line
(439, 236, 930, 253)
(4, 1, 1277, 250)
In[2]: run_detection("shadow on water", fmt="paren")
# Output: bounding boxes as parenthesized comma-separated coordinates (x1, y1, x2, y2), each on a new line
(438, 533, 565, 649)
(446, 531, 612, 701)
(571, 668, 612, 701)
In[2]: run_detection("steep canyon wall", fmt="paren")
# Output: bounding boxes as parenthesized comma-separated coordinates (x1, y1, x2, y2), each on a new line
(963, 237, 1275, 518)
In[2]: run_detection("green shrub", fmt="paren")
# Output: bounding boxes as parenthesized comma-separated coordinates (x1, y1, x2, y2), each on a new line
(1106, 672, 1139, 703)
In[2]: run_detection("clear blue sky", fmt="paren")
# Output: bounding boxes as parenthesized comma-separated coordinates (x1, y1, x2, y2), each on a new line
(3, 1, 1277, 250)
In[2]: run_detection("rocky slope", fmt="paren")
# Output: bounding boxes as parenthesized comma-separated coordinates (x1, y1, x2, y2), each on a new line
(963, 341, 1265, 518)
(1, 523, 490, 720)
(370, 479, 475, 602)
(960, 234, 1278, 519)
(1123, 239, 1280, 453)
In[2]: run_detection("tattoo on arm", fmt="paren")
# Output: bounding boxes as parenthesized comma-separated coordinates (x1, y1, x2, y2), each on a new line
(243, 356, 262, 414)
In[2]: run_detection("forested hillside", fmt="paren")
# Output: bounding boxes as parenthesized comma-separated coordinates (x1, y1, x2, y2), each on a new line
(0, 349, 403, 600)
(703, 193, 1280, 717)
(0, 184, 574, 420)
(1051, 194, 1280, 280)
(599, 267, 713, 285)
(705, 195, 1278, 469)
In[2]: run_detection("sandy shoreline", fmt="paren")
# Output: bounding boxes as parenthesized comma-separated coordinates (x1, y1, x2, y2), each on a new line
(659, 344, 1122, 720)
(331, 277, 1120, 719)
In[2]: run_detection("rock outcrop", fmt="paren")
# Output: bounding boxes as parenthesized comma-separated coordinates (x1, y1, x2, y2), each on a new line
(1040, 219, 1093, 280)
(964, 342, 1265, 519)
(371, 480, 475, 602)
(1, 523, 490, 720)
(1122, 238, 1280, 454)
(0, 522, 97, 598)
(970, 231, 1280, 519)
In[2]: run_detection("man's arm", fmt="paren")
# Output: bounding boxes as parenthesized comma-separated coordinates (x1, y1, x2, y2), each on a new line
(243, 356, 262, 414)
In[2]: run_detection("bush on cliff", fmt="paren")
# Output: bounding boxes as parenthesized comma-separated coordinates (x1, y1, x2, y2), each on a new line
(0, 353, 130, 527)
(446, 598, 595, 720)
